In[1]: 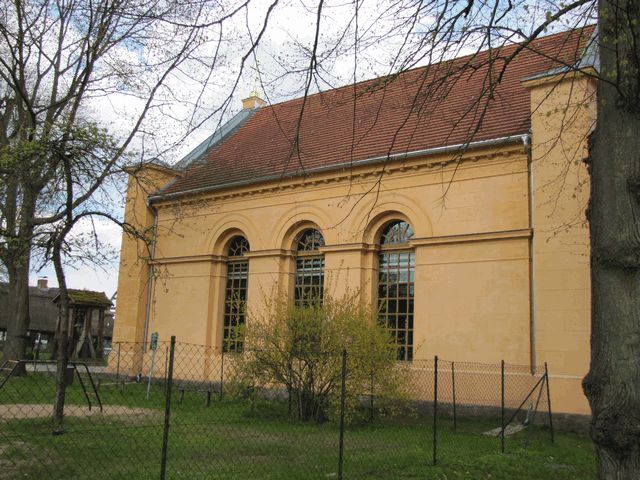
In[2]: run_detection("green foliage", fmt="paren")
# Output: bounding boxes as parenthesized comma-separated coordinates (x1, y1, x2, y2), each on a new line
(0, 138, 46, 169)
(232, 291, 406, 423)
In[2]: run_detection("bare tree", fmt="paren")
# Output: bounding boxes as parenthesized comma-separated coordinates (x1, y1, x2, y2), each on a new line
(0, 0, 260, 363)
(0, 0, 275, 429)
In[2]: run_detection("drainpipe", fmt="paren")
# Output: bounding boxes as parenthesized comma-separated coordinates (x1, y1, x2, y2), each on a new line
(142, 202, 158, 352)
(525, 133, 537, 374)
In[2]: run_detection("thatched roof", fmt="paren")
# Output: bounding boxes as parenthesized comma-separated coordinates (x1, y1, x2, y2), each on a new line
(53, 289, 112, 307)
(0, 283, 59, 331)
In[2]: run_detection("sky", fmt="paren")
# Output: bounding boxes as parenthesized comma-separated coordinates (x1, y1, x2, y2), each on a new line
(25, 0, 589, 297)
(28, 0, 418, 296)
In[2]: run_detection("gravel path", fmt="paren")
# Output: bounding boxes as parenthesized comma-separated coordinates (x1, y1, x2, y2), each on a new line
(0, 403, 158, 420)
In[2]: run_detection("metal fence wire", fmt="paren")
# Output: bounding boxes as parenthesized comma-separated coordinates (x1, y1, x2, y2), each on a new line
(0, 338, 554, 479)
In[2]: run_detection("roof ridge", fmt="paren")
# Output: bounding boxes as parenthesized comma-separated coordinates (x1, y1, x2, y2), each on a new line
(174, 108, 257, 170)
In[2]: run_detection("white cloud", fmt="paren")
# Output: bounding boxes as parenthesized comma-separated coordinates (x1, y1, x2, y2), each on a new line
(33, 0, 569, 296)
(31, 218, 122, 297)
(28, 1, 432, 294)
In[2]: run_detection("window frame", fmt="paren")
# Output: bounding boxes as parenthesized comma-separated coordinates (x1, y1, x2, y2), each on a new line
(377, 220, 415, 361)
(294, 228, 325, 307)
(222, 236, 250, 353)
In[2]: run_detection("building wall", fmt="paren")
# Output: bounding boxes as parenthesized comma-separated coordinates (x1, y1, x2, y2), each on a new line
(526, 72, 595, 415)
(113, 74, 594, 415)
(112, 165, 179, 351)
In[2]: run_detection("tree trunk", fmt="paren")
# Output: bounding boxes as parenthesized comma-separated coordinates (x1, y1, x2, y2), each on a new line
(52, 249, 71, 433)
(583, 1, 640, 477)
(3, 182, 37, 371)
(3, 260, 30, 375)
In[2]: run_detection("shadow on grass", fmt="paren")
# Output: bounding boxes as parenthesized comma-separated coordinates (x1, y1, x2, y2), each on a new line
(0, 375, 596, 479)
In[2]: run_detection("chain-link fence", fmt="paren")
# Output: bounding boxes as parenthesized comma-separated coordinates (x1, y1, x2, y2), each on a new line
(0, 338, 554, 479)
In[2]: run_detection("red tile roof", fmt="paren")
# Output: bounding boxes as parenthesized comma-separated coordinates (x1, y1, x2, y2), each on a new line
(162, 26, 594, 197)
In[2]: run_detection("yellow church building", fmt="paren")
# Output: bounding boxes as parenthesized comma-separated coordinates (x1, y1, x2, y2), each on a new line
(113, 27, 596, 416)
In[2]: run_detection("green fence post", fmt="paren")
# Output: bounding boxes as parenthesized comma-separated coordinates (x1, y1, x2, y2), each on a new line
(219, 348, 225, 399)
(369, 371, 375, 423)
(116, 343, 121, 382)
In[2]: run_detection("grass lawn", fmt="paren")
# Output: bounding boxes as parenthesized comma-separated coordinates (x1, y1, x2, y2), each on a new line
(0, 373, 596, 479)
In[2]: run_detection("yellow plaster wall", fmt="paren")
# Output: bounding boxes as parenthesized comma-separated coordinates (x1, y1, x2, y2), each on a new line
(527, 73, 595, 414)
(111, 166, 179, 349)
(139, 151, 532, 365)
(113, 75, 595, 415)
(147, 261, 213, 345)
(415, 237, 531, 365)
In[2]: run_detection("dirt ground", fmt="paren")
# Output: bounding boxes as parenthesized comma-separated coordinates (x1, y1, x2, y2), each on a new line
(0, 404, 157, 420)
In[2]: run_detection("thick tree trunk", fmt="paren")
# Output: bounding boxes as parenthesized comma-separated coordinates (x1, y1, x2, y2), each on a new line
(583, 1, 640, 477)
(3, 185, 37, 370)
(3, 260, 31, 375)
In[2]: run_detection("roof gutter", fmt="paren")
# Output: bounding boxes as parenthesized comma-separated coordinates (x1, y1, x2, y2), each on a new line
(525, 133, 537, 374)
(149, 133, 529, 204)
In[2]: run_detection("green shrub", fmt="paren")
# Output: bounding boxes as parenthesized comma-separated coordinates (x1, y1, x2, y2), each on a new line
(233, 291, 406, 423)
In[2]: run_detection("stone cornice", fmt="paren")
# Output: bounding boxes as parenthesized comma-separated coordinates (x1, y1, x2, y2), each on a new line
(319, 243, 375, 254)
(410, 228, 532, 247)
(150, 229, 532, 265)
(243, 249, 293, 259)
(152, 142, 527, 209)
(150, 254, 222, 265)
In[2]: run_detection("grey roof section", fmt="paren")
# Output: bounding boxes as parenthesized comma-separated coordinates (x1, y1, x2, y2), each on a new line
(577, 26, 599, 71)
(522, 26, 598, 83)
(173, 108, 257, 171)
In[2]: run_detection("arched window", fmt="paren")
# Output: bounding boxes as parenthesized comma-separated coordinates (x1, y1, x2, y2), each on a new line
(223, 235, 250, 352)
(294, 228, 325, 306)
(378, 220, 415, 361)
